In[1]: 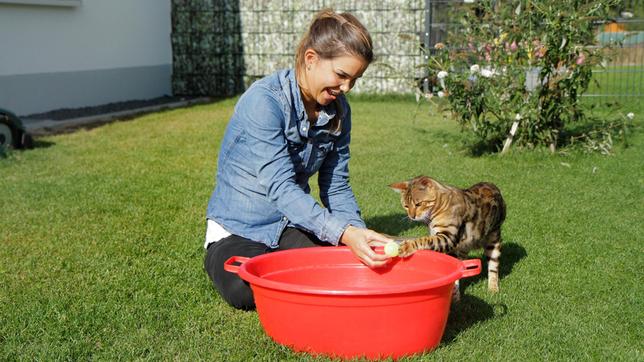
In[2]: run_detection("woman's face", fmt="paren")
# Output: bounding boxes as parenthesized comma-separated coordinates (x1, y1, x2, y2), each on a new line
(302, 52, 368, 106)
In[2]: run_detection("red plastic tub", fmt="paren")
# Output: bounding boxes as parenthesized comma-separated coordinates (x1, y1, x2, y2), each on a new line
(224, 247, 480, 360)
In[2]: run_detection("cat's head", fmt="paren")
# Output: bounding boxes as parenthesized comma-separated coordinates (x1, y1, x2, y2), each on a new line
(389, 176, 442, 222)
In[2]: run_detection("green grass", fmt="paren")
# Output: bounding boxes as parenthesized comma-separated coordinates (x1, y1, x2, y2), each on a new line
(587, 64, 644, 97)
(1, 98, 643, 361)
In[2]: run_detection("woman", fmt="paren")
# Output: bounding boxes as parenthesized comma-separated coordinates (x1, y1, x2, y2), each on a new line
(204, 9, 392, 310)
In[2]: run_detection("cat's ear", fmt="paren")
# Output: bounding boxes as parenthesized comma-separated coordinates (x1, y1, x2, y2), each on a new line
(413, 176, 433, 191)
(389, 181, 409, 193)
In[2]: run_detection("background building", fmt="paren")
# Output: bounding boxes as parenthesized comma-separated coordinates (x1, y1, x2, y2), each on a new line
(0, 0, 172, 116)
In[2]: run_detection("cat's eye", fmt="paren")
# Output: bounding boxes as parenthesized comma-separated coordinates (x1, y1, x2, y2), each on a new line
(415, 202, 423, 207)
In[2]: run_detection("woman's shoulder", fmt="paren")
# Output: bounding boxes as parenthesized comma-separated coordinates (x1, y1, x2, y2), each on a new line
(240, 69, 292, 106)
(248, 69, 292, 93)
(233, 70, 296, 126)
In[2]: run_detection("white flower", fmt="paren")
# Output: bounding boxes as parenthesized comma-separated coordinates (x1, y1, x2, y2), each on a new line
(437, 91, 445, 98)
(480, 69, 493, 78)
(470, 64, 480, 74)
(515, 113, 522, 121)
(437, 71, 448, 79)
(626, 112, 634, 120)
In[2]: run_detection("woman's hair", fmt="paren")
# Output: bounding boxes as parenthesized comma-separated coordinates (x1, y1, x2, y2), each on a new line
(295, 9, 374, 72)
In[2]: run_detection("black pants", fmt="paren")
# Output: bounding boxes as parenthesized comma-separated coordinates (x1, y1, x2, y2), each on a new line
(204, 227, 332, 310)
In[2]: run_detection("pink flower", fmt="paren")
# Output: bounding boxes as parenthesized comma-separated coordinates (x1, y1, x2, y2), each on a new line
(576, 53, 586, 65)
(510, 41, 518, 52)
(535, 46, 547, 58)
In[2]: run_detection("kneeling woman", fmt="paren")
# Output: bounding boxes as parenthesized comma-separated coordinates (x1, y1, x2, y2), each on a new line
(204, 9, 392, 310)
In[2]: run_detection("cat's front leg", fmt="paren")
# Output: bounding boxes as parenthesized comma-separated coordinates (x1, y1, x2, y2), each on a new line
(397, 240, 416, 258)
(397, 237, 430, 258)
(398, 234, 455, 257)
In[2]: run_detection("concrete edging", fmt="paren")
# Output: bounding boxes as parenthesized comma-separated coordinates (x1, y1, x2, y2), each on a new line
(23, 97, 213, 136)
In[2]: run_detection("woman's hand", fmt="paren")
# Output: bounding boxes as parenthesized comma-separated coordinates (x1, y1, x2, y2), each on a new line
(340, 225, 393, 268)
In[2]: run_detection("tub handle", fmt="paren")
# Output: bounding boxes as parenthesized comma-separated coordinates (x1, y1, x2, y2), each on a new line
(461, 259, 482, 278)
(223, 256, 250, 274)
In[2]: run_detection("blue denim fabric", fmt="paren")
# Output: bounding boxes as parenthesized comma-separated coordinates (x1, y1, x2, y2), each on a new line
(206, 69, 366, 248)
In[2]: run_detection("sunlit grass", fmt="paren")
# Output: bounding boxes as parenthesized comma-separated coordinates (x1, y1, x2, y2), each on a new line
(1, 97, 642, 360)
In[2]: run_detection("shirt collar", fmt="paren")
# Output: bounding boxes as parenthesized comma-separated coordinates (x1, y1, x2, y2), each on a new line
(287, 69, 339, 137)
(287, 69, 307, 124)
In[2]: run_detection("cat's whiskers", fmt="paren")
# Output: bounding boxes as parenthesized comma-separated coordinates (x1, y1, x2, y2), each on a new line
(400, 215, 414, 224)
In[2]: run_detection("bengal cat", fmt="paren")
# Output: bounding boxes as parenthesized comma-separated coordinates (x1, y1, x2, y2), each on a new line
(389, 175, 506, 295)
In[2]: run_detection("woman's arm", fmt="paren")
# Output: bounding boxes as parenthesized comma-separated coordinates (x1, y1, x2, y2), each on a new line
(317, 103, 364, 226)
(318, 102, 392, 267)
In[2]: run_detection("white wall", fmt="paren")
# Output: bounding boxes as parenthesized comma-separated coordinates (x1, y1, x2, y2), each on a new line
(0, 0, 173, 116)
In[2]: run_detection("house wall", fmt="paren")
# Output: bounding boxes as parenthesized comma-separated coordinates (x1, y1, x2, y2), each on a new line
(0, 0, 173, 116)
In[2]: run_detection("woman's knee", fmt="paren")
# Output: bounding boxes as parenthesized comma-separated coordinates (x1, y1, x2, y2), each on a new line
(203, 235, 268, 309)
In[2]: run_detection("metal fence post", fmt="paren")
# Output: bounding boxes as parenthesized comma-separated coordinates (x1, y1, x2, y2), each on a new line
(423, 0, 432, 94)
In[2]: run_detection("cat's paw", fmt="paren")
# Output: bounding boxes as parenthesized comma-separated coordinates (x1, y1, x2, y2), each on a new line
(397, 241, 416, 258)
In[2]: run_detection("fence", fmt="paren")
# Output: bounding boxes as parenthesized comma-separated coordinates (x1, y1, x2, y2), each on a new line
(418, 0, 644, 100)
(171, 0, 643, 100)
(171, 0, 426, 96)
(586, 17, 644, 99)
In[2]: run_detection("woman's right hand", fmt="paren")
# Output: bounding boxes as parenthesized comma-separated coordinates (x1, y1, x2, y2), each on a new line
(340, 225, 393, 268)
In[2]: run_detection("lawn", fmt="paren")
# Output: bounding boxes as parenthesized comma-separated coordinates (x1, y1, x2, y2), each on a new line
(1, 96, 642, 360)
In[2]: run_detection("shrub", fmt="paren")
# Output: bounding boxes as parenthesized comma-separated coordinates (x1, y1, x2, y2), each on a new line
(422, 0, 625, 153)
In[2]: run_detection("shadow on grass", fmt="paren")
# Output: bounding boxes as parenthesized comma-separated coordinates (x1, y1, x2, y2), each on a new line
(441, 242, 524, 345)
(365, 213, 421, 236)
(406, 128, 504, 157)
(441, 295, 507, 345)
(31, 139, 56, 149)
(0, 139, 55, 158)
(460, 241, 527, 293)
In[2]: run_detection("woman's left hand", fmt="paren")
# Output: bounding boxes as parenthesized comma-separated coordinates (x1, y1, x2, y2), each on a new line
(340, 226, 393, 268)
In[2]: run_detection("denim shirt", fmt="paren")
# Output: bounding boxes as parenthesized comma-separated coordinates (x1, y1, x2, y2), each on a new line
(206, 68, 366, 248)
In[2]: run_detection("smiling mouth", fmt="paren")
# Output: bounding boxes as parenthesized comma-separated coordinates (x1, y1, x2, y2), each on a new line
(326, 89, 341, 98)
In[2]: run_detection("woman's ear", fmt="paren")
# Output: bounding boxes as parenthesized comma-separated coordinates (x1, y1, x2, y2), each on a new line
(304, 48, 319, 69)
